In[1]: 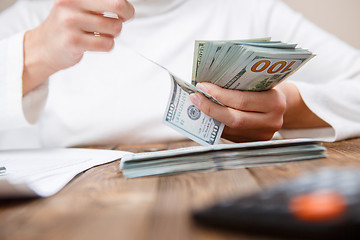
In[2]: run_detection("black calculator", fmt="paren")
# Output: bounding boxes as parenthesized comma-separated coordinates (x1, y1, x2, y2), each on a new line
(193, 168, 360, 239)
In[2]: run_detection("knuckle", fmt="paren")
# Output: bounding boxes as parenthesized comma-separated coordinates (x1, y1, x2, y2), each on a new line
(264, 117, 283, 134)
(228, 115, 245, 129)
(65, 32, 81, 47)
(200, 102, 212, 116)
(204, 86, 219, 99)
(105, 39, 115, 51)
(62, 13, 77, 27)
(271, 90, 287, 113)
(54, 0, 71, 8)
(112, 0, 126, 11)
(70, 49, 84, 59)
(277, 98, 287, 114)
(98, 38, 114, 51)
(271, 118, 284, 132)
(94, 16, 104, 28)
(233, 97, 248, 110)
(258, 132, 274, 141)
(113, 21, 123, 35)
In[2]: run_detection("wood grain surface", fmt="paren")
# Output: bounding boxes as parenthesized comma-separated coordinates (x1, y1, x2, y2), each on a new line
(1, 138, 360, 240)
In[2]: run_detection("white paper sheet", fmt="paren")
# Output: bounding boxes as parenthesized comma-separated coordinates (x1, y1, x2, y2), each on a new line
(0, 148, 130, 199)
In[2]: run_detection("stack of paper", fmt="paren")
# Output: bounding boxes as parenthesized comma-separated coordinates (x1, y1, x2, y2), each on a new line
(0, 148, 129, 199)
(120, 139, 326, 178)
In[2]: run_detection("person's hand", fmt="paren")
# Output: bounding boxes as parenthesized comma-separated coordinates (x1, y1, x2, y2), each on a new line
(190, 81, 331, 142)
(189, 82, 287, 142)
(23, 0, 135, 95)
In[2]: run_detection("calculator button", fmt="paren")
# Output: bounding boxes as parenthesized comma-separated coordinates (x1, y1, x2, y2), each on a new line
(289, 190, 346, 222)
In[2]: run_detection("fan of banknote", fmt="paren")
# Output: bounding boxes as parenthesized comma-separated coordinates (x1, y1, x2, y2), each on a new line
(163, 38, 315, 146)
(192, 38, 314, 91)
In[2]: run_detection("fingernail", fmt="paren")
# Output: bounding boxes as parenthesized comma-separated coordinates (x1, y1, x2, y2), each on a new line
(190, 93, 201, 108)
(196, 83, 208, 92)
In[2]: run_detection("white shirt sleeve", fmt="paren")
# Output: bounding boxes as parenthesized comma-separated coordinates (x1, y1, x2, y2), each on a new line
(0, 0, 52, 130)
(253, 0, 360, 142)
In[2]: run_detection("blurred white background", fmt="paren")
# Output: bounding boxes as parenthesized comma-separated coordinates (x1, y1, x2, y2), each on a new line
(283, 0, 360, 49)
(1, 0, 359, 49)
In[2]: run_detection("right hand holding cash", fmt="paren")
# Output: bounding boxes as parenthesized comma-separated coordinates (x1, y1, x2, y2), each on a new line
(163, 38, 314, 145)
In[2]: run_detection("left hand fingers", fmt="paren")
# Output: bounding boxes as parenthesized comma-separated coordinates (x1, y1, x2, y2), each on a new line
(76, 0, 135, 21)
(79, 11, 123, 37)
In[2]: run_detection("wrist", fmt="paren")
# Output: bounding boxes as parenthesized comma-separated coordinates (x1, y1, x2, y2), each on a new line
(278, 82, 303, 128)
(22, 29, 56, 95)
(278, 82, 329, 129)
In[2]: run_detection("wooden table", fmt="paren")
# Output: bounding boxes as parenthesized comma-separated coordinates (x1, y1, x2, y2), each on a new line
(1, 138, 360, 240)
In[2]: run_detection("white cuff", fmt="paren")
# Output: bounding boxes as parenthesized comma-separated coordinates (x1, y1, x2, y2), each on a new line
(22, 80, 49, 124)
(0, 31, 29, 130)
(286, 80, 360, 142)
(278, 127, 336, 142)
(0, 31, 48, 130)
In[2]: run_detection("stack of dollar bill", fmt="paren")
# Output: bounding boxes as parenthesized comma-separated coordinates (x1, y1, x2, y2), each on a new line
(163, 38, 314, 145)
(192, 38, 314, 89)
(120, 139, 326, 178)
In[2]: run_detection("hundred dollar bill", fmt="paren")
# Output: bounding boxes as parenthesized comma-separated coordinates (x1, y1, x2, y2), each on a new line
(215, 47, 313, 90)
(163, 73, 225, 145)
(125, 47, 225, 146)
(192, 39, 314, 92)
(125, 40, 314, 146)
(192, 38, 272, 83)
(192, 41, 206, 85)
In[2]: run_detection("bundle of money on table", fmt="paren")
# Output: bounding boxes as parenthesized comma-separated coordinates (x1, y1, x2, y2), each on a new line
(120, 139, 326, 178)
(163, 38, 314, 145)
